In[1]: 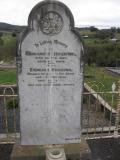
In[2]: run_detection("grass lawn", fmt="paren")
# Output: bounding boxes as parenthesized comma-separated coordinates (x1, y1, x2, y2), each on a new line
(85, 66, 120, 91)
(85, 66, 120, 108)
(0, 69, 16, 84)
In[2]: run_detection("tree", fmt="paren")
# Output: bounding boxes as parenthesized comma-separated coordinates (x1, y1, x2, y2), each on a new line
(117, 28, 120, 33)
(12, 32, 17, 37)
(0, 37, 3, 46)
(89, 26, 98, 32)
(0, 32, 3, 37)
(94, 30, 114, 39)
(86, 45, 98, 66)
(110, 27, 116, 33)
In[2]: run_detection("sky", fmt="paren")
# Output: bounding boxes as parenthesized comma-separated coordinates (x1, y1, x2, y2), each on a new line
(0, 0, 120, 29)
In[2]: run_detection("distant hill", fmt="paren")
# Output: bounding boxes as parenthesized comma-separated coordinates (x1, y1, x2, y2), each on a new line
(0, 22, 26, 33)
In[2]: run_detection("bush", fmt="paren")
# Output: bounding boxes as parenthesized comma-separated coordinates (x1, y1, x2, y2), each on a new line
(0, 38, 4, 46)
(89, 26, 98, 32)
(6, 98, 18, 109)
(0, 32, 3, 37)
(12, 32, 17, 37)
(94, 30, 114, 39)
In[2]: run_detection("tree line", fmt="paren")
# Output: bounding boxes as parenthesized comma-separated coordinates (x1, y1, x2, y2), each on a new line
(0, 26, 120, 67)
(83, 27, 120, 67)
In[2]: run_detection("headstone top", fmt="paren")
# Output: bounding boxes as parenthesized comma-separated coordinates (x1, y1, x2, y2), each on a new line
(28, 0, 75, 33)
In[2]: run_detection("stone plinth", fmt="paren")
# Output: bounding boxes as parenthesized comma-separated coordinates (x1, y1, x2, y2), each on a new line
(11, 140, 91, 160)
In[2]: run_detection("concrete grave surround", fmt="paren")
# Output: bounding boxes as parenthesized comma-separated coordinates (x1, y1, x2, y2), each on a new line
(17, 0, 84, 145)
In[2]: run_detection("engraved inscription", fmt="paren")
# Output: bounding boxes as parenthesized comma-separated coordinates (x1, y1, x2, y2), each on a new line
(24, 39, 77, 88)
(25, 47, 76, 87)
(40, 12, 63, 35)
(34, 40, 68, 48)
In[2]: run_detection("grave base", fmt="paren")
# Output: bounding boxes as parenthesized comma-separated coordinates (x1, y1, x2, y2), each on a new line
(11, 139, 91, 160)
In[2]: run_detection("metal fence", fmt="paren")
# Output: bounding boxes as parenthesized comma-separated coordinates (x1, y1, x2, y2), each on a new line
(82, 82, 120, 140)
(0, 82, 120, 143)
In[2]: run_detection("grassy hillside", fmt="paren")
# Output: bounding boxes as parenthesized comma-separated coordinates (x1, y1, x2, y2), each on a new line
(85, 66, 120, 108)
(0, 22, 26, 62)
(0, 24, 120, 65)
(0, 33, 16, 62)
(0, 69, 16, 84)
(79, 28, 120, 67)
(85, 66, 120, 91)
(0, 22, 25, 33)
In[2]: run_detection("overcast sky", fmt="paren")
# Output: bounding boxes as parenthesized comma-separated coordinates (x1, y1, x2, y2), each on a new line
(0, 0, 120, 29)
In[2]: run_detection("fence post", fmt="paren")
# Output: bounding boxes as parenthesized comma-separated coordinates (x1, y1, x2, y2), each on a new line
(114, 80, 120, 137)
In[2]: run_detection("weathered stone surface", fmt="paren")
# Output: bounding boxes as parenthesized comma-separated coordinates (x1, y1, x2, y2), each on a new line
(17, 0, 84, 145)
(11, 140, 91, 160)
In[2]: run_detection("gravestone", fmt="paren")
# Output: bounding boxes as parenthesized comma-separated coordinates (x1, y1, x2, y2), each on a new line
(17, 0, 84, 145)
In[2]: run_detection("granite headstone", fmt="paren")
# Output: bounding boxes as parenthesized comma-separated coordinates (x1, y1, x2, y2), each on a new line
(17, 0, 84, 145)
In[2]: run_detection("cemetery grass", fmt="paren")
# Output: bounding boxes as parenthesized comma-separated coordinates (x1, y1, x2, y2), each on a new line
(85, 66, 120, 108)
(85, 66, 120, 91)
(0, 69, 16, 84)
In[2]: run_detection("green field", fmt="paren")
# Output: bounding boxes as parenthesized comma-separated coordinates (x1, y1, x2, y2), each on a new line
(85, 66, 120, 108)
(85, 66, 120, 91)
(0, 69, 16, 84)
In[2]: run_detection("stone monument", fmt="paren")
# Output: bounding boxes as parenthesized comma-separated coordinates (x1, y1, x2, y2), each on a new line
(11, 1, 93, 160)
(17, 0, 84, 145)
